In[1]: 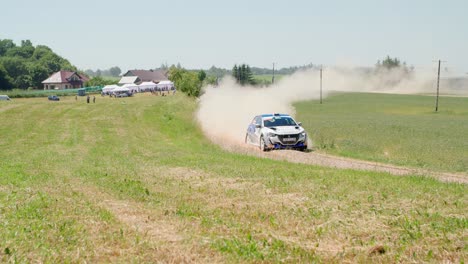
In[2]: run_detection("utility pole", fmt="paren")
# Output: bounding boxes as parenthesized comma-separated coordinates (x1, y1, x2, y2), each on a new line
(272, 63, 275, 84)
(434, 60, 443, 112)
(320, 65, 323, 104)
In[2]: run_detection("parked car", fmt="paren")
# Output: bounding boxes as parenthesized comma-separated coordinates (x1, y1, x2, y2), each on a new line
(115, 93, 128, 97)
(245, 113, 308, 151)
(0, 95, 11, 101)
(115, 92, 132, 98)
(48, 95, 60, 101)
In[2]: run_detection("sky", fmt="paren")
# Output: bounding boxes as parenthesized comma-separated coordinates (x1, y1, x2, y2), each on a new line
(1, 0, 467, 75)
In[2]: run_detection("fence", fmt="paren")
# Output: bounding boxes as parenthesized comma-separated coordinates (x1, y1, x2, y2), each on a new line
(3, 86, 103, 98)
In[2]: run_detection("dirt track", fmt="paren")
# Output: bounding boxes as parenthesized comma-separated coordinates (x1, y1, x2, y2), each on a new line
(213, 137, 467, 184)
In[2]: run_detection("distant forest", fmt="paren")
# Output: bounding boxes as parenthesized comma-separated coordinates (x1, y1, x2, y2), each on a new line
(195, 64, 317, 77)
(156, 63, 318, 77)
(0, 39, 78, 90)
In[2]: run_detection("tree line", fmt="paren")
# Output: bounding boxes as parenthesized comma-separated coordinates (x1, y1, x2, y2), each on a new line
(0, 39, 78, 90)
(84, 66, 121, 78)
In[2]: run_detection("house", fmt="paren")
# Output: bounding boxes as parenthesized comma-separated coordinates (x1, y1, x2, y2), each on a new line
(121, 69, 169, 84)
(42, 71, 89, 90)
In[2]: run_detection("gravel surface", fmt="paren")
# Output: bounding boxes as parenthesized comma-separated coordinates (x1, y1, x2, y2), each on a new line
(212, 136, 467, 184)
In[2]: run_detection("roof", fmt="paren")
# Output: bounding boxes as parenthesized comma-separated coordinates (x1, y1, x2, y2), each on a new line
(42, 71, 89, 84)
(118, 76, 140, 84)
(261, 113, 290, 118)
(124, 69, 168, 82)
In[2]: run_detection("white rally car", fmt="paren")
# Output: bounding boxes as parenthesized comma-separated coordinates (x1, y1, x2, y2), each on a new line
(245, 113, 308, 151)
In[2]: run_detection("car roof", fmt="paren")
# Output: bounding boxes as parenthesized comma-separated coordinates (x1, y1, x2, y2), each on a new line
(260, 113, 291, 118)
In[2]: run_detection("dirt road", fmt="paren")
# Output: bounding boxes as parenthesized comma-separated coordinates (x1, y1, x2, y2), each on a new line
(213, 136, 467, 184)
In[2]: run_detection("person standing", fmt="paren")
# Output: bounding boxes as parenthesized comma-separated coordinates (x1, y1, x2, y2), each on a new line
(86, 95, 90, 103)
(93, 96, 96, 103)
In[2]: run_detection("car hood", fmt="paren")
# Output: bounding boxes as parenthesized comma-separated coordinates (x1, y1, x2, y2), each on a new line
(265, 126, 304, 135)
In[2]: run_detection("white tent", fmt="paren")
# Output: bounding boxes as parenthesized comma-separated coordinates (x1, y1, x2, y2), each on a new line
(158, 80, 173, 85)
(139, 81, 156, 90)
(102, 84, 119, 93)
(112, 86, 130, 93)
(121, 83, 140, 93)
(156, 80, 174, 89)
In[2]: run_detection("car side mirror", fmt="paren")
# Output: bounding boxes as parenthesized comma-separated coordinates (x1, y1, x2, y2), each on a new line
(297, 122, 302, 126)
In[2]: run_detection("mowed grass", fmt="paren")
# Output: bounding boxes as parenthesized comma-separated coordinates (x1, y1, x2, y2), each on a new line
(0, 94, 466, 262)
(295, 92, 468, 173)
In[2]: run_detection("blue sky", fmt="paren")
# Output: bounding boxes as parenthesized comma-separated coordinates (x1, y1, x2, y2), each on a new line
(2, 0, 467, 74)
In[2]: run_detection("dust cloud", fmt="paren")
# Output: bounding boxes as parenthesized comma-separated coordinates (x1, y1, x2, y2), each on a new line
(196, 67, 467, 144)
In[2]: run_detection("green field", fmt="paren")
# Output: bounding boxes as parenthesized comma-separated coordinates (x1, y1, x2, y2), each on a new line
(253, 74, 285, 85)
(296, 93, 468, 173)
(0, 94, 466, 262)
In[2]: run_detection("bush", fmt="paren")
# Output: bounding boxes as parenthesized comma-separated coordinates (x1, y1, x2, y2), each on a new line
(168, 67, 202, 97)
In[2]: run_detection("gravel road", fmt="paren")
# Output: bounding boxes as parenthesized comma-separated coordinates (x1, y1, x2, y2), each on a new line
(213, 136, 467, 184)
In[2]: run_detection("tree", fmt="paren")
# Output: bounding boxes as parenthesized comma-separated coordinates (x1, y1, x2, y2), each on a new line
(32, 45, 52, 61)
(232, 65, 238, 81)
(198, 70, 206, 82)
(376, 55, 402, 70)
(84, 69, 95, 77)
(232, 64, 255, 85)
(14, 74, 32, 89)
(374, 56, 412, 88)
(159, 63, 169, 70)
(1, 57, 28, 78)
(0, 39, 16, 56)
(28, 63, 49, 88)
(39, 53, 63, 73)
(0, 64, 13, 90)
(206, 65, 230, 77)
(204, 76, 217, 86)
(109, 66, 121, 77)
(85, 76, 117, 87)
(168, 66, 184, 84)
(178, 72, 202, 97)
(243, 65, 254, 85)
(5, 40, 35, 59)
(168, 67, 202, 97)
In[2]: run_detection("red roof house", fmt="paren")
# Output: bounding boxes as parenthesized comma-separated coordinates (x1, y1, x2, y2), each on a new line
(42, 71, 89, 90)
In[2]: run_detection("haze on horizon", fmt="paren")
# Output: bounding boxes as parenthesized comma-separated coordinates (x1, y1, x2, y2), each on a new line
(2, 0, 467, 75)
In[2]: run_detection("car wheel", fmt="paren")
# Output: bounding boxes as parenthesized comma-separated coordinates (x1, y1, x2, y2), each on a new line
(259, 136, 267, 152)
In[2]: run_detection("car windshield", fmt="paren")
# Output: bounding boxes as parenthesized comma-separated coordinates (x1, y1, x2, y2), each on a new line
(263, 117, 297, 127)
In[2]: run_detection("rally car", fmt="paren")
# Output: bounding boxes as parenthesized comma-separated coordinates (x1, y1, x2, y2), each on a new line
(245, 113, 308, 151)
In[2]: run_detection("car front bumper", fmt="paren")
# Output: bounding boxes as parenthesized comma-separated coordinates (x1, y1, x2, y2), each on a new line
(265, 135, 307, 149)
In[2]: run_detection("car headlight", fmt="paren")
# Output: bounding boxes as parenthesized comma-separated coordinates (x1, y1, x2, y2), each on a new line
(267, 132, 277, 138)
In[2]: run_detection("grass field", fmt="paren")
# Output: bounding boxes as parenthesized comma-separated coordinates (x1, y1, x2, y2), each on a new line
(0, 94, 466, 262)
(295, 93, 468, 173)
(253, 74, 285, 85)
